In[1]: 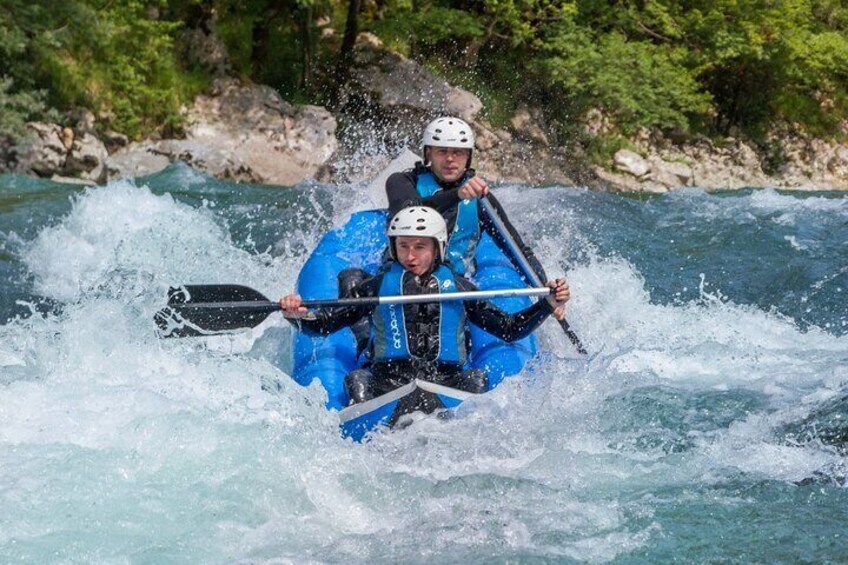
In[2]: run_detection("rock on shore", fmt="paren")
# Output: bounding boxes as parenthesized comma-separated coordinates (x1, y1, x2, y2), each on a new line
(598, 126, 848, 193)
(106, 78, 337, 185)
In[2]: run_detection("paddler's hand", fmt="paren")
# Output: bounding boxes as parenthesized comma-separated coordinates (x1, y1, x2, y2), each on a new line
(458, 175, 489, 200)
(545, 278, 570, 320)
(279, 294, 308, 318)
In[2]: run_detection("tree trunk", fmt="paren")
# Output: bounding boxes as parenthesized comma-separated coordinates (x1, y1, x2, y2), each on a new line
(252, 20, 270, 79)
(336, 0, 362, 83)
(299, 3, 314, 89)
(252, 1, 288, 81)
(410, 0, 421, 58)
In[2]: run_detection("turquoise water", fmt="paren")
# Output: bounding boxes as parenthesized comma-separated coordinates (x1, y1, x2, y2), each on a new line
(1, 164, 846, 563)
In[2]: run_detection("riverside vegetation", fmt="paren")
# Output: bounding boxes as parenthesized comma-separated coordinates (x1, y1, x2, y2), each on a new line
(2, 0, 847, 189)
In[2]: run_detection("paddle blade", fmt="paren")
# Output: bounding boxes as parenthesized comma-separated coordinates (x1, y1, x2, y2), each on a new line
(559, 318, 587, 354)
(166, 284, 269, 305)
(156, 285, 278, 338)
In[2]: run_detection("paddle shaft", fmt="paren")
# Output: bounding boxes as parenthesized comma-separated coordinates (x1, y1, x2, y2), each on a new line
(176, 286, 553, 315)
(479, 194, 587, 354)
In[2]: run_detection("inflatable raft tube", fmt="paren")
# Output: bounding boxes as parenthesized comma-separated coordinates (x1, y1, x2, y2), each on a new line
(291, 151, 538, 439)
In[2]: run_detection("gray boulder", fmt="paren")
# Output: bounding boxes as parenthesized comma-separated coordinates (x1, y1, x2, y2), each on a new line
(184, 79, 337, 185)
(13, 117, 109, 183)
(16, 122, 67, 177)
(648, 157, 694, 189)
(829, 146, 848, 177)
(613, 149, 650, 178)
(330, 31, 485, 168)
(327, 33, 579, 186)
(342, 33, 483, 124)
(105, 142, 172, 180)
(510, 108, 550, 146)
(65, 132, 109, 183)
(108, 79, 338, 185)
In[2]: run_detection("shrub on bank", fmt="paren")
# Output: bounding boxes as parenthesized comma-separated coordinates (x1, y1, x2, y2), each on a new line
(2, 0, 845, 154)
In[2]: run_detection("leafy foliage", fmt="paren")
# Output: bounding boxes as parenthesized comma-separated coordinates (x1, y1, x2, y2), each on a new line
(538, 25, 712, 134)
(0, 78, 60, 143)
(409, 6, 486, 44)
(1, 0, 846, 143)
(1, 0, 206, 139)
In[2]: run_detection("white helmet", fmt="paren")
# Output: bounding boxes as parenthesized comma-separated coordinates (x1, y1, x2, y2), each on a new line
(422, 117, 475, 150)
(387, 206, 448, 262)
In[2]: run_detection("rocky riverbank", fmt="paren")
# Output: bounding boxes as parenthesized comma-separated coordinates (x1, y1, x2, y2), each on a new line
(3, 33, 847, 192)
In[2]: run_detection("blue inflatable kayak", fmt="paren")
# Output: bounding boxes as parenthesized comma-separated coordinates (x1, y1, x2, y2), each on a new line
(291, 207, 539, 441)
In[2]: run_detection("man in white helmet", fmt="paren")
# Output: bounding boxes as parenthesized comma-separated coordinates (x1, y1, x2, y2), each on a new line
(385, 116, 566, 320)
(280, 206, 570, 404)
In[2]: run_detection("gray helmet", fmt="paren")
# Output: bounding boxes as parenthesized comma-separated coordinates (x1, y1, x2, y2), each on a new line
(387, 206, 448, 261)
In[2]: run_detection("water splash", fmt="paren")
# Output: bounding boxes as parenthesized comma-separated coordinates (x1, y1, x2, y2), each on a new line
(1, 172, 847, 562)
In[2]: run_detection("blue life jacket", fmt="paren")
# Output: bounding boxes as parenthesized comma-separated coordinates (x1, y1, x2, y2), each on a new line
(416, 171, 480, 276)
(371, 262, 466, 365)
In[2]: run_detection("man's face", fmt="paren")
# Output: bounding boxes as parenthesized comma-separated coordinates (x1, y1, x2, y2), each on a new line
(395, 236, 437, 276)
(427, 146, 471, 183)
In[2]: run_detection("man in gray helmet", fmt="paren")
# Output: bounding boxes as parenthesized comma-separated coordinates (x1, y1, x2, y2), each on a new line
(384, 116, 566, 320)
(281, 206, 570, 404)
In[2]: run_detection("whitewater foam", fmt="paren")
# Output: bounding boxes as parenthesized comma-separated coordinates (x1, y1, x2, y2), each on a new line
(1, 173, 847, 562)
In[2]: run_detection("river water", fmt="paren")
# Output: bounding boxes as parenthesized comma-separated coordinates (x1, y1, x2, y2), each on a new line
(1, 164, 846, 563)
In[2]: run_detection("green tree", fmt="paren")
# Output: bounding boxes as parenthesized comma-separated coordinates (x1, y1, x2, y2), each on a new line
(208, 0, 331, 101)
(1, 0, 207, 139)
(661, 0, 848, 136)
(0, 1, 62, 141)
(3, 0, 847, 148)
(539, 24, 712, 134)
(0, 77, 59, 143)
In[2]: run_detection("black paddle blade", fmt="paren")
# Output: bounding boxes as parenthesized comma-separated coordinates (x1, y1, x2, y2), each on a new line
(166, 284, 269, 305)
(156, 284, 278, 338)
(154, 306, 208, 338)
(559, 318, 587, 355)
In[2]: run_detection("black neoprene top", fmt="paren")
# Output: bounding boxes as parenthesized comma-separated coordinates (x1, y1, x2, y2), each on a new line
(384, 163, 548, 282)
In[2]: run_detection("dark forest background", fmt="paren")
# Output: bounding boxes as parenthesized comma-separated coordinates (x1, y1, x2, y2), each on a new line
(3, 0, 847, 160)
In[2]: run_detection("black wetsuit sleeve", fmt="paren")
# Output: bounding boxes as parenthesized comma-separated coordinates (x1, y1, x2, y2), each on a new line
(457, 277, 553, 342)
(287, 276, 381, 336)
(386, 168, 462, 218)
(480, 192, 548, 284)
